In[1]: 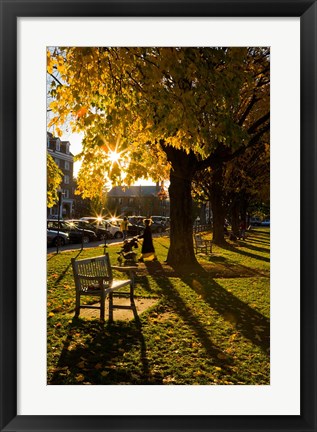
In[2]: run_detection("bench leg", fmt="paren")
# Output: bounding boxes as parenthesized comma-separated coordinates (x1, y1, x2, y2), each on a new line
(100, 291, 106, 322)
(108, 292, 113, 323)
(75, 293, 80, 317)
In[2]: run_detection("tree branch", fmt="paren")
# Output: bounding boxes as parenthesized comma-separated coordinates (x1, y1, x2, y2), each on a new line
(247, 112, 270, 135)
(48, 72, 63, 86)
(237, 94, 257, 126)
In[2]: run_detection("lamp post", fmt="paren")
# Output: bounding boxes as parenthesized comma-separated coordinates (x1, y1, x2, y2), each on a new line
(100, 207, 108, 255)
(56, 189, 64, 254)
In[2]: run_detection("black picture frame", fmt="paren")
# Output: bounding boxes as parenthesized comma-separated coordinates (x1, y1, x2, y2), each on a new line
(0, 1, 316, 431)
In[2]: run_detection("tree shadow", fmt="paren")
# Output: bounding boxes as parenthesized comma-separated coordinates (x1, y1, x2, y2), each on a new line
(53, 250, 83, 286)
(207, 255, 269, 278)
(144, 260, 270, 354)
(143, 261, 236, 372)
(252, 229, 270, 235)
(176, 265, 270, 354)
(47, 253, 57, 262)
(49, 316, 152, 385)
(221, 242, 270, 263)
(250, 239, 270, 247)
(240, 242, 270, 254)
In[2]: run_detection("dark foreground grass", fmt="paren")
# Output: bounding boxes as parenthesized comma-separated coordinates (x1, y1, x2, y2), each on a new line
(47, 228, 270, 385)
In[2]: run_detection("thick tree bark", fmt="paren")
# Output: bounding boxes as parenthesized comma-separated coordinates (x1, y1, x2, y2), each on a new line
(210, 163, 226, 246)
(231, 198, 240, 236)
(163, 145, 198, 267)
(240, 194, 248, 226)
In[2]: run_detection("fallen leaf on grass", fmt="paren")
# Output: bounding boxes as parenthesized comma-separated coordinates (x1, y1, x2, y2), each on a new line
(217, 353, 227, 360)
(75, 374, 85, 382)
(48, 366, 69, 373)
(163, 376, 176, 384)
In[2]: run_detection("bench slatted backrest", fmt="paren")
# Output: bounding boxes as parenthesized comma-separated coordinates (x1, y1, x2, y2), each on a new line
(195, 234, 203, 245)
(72, 254, 113, 292)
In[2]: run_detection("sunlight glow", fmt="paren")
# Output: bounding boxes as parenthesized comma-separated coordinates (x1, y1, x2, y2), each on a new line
(101, 135, 130, 174)
(108, 150, 120, 164)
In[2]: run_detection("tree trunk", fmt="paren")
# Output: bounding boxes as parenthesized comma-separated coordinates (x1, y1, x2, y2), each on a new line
(231, 198, 240, 236)
(210, 163, 226, 246)
(240, 194, 248, 226)
(199, 204, 207, 225)
(163, 145, 198, 267)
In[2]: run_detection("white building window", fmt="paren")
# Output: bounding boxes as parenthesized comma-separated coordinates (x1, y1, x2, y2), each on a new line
(63, 189, 69, 198)
(65, 161, 70, 170)
(66, 143, 70, 154)
(54, 158, 60, 167)
(64, 175, 70, 184)
(56, 139, 60, 151)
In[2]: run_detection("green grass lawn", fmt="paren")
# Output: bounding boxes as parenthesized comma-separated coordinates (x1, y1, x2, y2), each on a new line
(47, 228, 270, 385)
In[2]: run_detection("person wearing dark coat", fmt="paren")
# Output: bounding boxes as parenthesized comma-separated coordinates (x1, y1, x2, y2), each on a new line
(138, 219, 157, 262)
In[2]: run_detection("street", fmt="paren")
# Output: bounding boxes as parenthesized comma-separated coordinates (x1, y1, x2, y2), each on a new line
(47, 237, 122, 254)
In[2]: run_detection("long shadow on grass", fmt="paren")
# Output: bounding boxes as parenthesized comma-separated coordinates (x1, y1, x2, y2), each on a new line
(47, 254, 57, 261)
(144, 261, 269, 354)
(249, 237, 270, 245)
(239, 242, 270, 254)
(49, 317, 152, 385)
(52, 250, 83, 287)
(178, 270, 270, 354)
(221, 242, 270, 263)
(252, 229, 270, 235)
(143, 261, 235, 372)
(207, 255, 269, 278)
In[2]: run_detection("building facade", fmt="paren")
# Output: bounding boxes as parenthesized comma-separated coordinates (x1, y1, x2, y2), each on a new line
(107, 183, 169, 217)
(47, 132, 75, 218)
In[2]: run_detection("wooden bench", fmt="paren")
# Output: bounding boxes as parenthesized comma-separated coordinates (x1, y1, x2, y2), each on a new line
(194, 234, 212, 254)
(71, 253, 137, 322)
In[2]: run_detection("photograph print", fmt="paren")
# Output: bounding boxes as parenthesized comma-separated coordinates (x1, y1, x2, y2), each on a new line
(46, 47, 270, 386)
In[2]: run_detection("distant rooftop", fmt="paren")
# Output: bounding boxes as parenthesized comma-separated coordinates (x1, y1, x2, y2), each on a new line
(108, 185, 159, 197)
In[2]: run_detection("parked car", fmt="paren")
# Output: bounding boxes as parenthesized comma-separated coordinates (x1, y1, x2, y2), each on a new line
(47, 219, 97, 244)
(71, 218, 110, 240)
(146, 220, 166, 233)
(105, 218, 144, 238)
(261, 219, 270, 227)
(151, 216, 167, 226)
(103, 220, 124, 239)
(128, 216, 146, 225)
(127, 222, 144, 236)
(47, 229, 69, 247)
(249, 217, 262, 227)
(129, 216, 166, 234)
